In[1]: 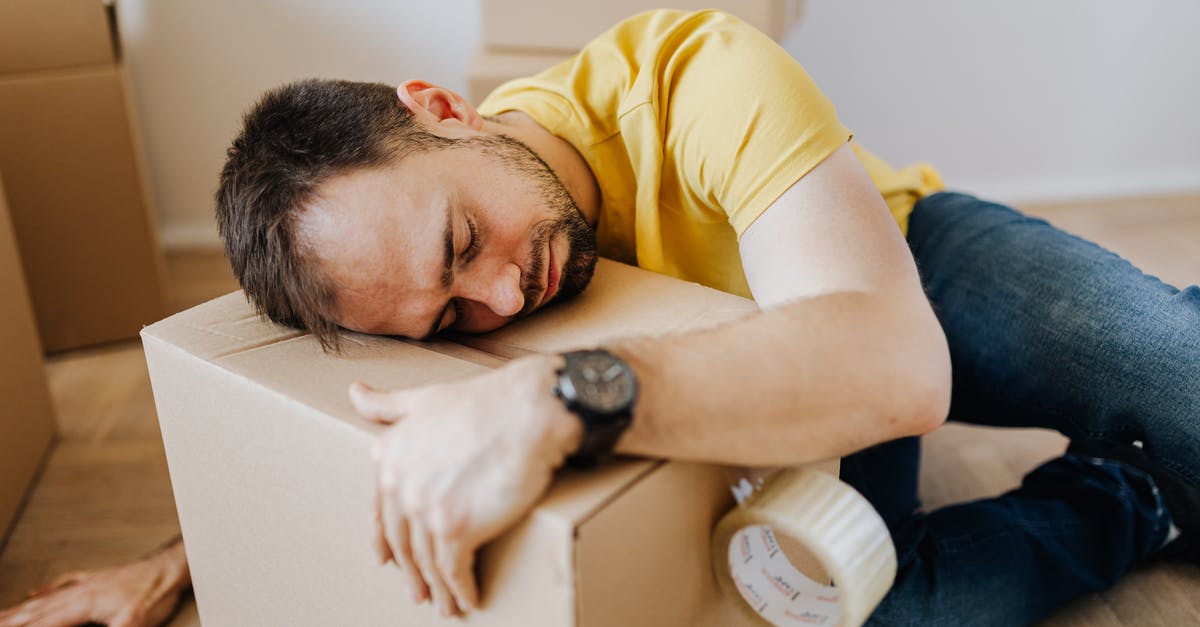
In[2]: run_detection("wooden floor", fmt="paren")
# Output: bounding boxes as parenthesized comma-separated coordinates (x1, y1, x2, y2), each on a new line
(1, 193, 1198, 626)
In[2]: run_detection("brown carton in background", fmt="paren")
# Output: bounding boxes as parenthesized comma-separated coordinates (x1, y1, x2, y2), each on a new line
(143, 259, 838, 625)
(0, 172, 57, 544)
(478, 0, 804, 53)
(0, 64, 166, 352)
(0, 0, 115, 75)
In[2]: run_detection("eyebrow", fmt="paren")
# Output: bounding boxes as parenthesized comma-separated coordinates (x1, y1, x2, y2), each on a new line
(420, 200, 456, 341)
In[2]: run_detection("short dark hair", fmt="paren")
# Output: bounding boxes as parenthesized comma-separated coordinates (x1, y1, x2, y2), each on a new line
(216, 78, 453, 351)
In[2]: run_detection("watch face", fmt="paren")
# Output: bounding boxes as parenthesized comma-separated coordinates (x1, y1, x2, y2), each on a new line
(564, 351, 637, 414)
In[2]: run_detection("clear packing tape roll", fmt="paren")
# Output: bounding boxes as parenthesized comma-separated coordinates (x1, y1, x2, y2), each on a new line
(713, 467, 896, 626)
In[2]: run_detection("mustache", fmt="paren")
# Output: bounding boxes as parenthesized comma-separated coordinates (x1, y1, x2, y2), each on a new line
(517, 219, 559, 318)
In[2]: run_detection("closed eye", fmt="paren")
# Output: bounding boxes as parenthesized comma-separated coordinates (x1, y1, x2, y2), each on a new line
(443, 215, 479, 332)
(463, 219, 481, 263)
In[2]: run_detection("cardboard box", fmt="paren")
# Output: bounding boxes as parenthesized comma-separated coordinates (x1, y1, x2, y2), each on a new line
(0, 172, 57, 544)
(468, 48, 572, 104)
(0, 64, 166, 352)
(143, 259, 839, 625)
(0, 0, 115, 75)
(479, 0, 804, 53)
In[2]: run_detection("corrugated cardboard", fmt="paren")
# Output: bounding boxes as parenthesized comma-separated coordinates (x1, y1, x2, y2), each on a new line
(479, 0, 804, 53)
(0, 0, 115, 75)
(0, 64, 166, 352)
(143, 259, 838, 625)
(0, 172, 57, 545)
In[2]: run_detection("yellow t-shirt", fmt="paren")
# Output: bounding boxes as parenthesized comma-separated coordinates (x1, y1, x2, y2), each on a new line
(479, 9, 943, 299)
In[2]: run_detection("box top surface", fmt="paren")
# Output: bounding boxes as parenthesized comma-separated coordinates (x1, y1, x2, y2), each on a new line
(142, 259, 758, 527)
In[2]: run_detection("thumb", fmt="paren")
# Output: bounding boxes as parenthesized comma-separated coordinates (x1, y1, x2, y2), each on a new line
(349, 382, 408, 424)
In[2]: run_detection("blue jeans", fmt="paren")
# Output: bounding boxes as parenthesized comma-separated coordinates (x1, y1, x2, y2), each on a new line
(842, 192, 1200, 625)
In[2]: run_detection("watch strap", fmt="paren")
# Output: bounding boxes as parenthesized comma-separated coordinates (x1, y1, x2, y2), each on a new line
(555, 349, 637, 468)
(564, 410, 632, 468)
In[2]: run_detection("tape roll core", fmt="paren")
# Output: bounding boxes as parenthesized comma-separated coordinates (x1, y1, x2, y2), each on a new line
(712, 468, 896, 626)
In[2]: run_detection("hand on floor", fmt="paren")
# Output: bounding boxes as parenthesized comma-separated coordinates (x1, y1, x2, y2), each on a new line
(0, 539, 190, 627)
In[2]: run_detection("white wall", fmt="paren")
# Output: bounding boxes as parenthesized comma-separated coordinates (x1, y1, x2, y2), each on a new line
(117, 0, 480, 248)
(782, 1, 1200, 203)
(120, 1, 1200, 249)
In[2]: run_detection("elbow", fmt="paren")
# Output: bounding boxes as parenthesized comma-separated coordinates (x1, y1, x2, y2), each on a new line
(894, 305, 952, 437)
(907, 364, 951, 436)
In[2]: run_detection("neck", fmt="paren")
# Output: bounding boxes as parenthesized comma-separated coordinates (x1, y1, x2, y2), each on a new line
(482, 112, 601, 226)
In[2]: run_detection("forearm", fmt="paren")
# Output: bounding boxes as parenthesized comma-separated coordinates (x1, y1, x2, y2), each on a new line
(609, 290, 951, 466)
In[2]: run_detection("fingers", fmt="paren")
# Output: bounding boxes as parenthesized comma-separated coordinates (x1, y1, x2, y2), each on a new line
(434, 533, 479, 612)
(26, 570, 84, 598)
(371, 442, 395, 566)
(0, 589, 94, 627)
(368, 402, 481, 617)
(375, 441, 428, 605)
(372, 500, 395, 567)
(409, 521, 458, 618)
(383, 509, 427, 604)
(349, 382, 407, 424)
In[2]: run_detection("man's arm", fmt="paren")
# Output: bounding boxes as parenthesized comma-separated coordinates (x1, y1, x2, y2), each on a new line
(610, 142, 951, 465)
(354, 142, 951, 618)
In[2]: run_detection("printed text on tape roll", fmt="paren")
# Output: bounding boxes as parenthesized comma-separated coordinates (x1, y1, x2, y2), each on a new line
(712, 468, 896, 627)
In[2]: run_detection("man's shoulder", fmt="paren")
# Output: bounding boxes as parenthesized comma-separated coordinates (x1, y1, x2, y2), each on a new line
(604, 8, 761, 48)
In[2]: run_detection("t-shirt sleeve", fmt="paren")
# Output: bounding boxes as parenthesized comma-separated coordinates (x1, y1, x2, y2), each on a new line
(659, 11, 852, 237)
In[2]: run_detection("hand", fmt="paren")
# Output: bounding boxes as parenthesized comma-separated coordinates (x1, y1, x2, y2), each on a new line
(0, 539, 190, 627)
(350, 354, 581, 618)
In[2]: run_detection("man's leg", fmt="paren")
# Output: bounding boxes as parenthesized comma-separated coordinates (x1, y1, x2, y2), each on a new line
(906, 192, 1200, 488)
(840, 194, 1194, 623)
(842, 440, 1172, 626)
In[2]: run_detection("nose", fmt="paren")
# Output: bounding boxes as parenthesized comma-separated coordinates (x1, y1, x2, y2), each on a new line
(461, 261, 525, 318)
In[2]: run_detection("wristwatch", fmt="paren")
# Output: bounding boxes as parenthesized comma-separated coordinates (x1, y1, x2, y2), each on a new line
(554, 349, 638, 468)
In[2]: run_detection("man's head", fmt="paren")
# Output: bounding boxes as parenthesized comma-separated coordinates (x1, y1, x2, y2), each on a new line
(216, 78, 597, 350)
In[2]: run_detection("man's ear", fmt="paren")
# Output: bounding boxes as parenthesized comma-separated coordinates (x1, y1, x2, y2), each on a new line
(396, 80, 484, 131)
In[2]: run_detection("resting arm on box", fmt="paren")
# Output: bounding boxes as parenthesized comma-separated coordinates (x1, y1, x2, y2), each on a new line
(353, 142, 951, 469)
(348, 142, 951, 619)
(608, 142, 952, 465)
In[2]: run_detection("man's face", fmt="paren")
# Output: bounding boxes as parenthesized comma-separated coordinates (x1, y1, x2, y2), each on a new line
(300, 135, 597, 339)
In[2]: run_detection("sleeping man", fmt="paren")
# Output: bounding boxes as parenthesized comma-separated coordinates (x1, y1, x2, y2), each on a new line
(3, 9, 1196, 627)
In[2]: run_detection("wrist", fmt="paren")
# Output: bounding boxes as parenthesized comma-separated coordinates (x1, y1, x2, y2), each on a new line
(515, 353, 583, 464)
(147, 538, 191, 584)
(553, 348, 639, 467)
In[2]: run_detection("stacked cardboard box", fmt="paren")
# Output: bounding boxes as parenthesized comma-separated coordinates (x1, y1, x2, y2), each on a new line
(0, 172, 57, 544)
(469, 0, 804, 102)
(0, 0, 166, 352)
(143, 259, 839, 625)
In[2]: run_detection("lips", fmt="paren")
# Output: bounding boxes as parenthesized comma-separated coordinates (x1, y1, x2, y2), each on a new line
(540, 244, 559, 307)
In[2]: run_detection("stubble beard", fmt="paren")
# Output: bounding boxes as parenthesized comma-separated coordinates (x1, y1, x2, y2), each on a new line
(468, 135, 598, 319)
